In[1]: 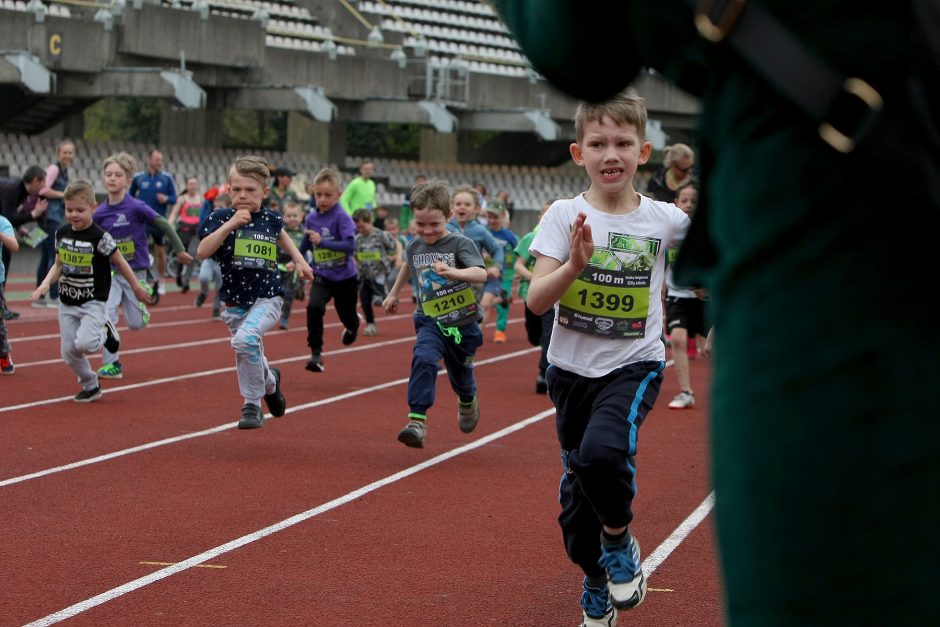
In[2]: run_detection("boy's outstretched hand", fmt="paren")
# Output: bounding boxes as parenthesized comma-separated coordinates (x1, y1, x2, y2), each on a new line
(133, 283, 154, 305)
(383, 293, 399, 313)
(569, 212, 594, 272)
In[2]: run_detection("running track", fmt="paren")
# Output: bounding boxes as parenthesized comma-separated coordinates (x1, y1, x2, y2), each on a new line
(0, 282, 722, 626)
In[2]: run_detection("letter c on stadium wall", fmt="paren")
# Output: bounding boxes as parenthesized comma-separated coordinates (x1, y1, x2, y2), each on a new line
(49, 33, 62, 59)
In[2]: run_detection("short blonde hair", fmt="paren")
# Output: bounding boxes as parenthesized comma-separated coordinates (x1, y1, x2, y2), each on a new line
(229, 155, 270, 187)
(663, 143, 695, 168)
(574, 88, 647, 143)
(63, 179, 97, 207)
(102, 152, 136, 179)
(452, 184, 480, 208)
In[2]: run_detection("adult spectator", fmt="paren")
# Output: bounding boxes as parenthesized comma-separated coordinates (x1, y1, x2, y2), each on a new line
(35, 139, 75, 307)
(265, 166, 299, 213)
(646, 143, 695, 202)
(129, 148, 177, 295)
(494, 1, 939, 624)
(340, 160, 376, 216)
(0, 166, 49, 319)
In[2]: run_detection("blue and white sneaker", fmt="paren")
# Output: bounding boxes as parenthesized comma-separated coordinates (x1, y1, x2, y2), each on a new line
(580, 577, 618, 626)
(598, 533, 646, 610)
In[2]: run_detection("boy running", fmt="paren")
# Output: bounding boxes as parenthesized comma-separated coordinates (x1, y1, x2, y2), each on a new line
(32, 180, 151, 401)
(383, 180, 487, 448)
(352, 208, 399, 336)
(526, 90, 690, 626)
(197, 156, 313, 429)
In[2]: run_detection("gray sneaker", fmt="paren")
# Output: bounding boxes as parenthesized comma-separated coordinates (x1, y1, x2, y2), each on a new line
(457, 396, 479, 433)
(668, 390, 695, 409)
(237, 403, 266, 429)
(397, 419, 426, 448)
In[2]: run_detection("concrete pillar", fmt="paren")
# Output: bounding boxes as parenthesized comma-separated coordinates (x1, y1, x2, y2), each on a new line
(419, 128, 457, 164)
(159, 102, 223, 148)
(286, 112, 330, 163)
(327, 120, 347, 169)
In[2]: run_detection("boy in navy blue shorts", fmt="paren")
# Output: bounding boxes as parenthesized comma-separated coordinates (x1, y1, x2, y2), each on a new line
(197, 156, 313, 429)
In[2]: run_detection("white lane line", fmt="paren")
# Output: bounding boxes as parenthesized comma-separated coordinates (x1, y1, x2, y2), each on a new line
(0, 348, 540, 487)
(642, 491, 716, 576)
(22, 407, 557, 627)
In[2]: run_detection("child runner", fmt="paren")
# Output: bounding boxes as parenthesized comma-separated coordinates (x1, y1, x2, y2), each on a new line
(197, 155, 313, 429)
(276, 200, 306, 330)
(194, 190, 230, 320)
(382, 216, 406, 289)
(526, 90, 690, 626)
(513, 199, 554, 393)
(94, 152, 191, 380)
(483, 199, 517, 343)
(445, 185, 503, 333)
(352, 208, 398, 336)
(299, 168, 361, 373)
(166, 175, 204, 293)
(664, 184, 709, 409)
(32, 180, 150, 401)
(383, 180, 487, 448)
(0, 211, 18, 374)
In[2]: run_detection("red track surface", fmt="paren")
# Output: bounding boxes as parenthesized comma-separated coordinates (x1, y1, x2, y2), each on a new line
(0, 282, 721, 626)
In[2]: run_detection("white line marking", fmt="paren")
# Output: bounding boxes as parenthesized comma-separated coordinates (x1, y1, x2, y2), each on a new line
(0, 347, 539, 487)
(22, 407, 557, 627)
(642, 491, 716, 576)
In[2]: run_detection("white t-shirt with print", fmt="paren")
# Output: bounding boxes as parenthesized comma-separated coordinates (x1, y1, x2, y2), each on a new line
(530, 193, 690, 378)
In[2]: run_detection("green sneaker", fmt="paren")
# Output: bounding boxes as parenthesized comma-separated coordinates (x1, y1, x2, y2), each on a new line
(97, 362, 123, 379)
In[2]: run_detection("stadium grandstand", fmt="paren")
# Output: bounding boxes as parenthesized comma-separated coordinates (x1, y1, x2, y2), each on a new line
(0, 0, 700, 227)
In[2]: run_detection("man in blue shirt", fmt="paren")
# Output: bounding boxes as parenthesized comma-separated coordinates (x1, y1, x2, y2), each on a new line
(129, 148, 177, 295)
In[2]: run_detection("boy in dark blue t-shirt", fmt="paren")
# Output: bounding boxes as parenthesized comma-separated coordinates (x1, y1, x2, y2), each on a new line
(198, 156, 313, 429)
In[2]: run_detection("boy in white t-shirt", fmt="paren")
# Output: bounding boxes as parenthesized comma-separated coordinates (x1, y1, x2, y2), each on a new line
(527, 90, 690, 626)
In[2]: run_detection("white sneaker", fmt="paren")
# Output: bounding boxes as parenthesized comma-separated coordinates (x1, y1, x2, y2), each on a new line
(157, 281, 166, 295)
(668, 390, 695, 409)
(363, 323, 378, 336)
(581, 607, 618, 627)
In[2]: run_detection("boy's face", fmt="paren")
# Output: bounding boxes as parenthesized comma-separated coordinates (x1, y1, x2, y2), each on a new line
(570, 115, 652, 195)
(229, 171, 268, 213)
(355, 219, 373, 235)
(486, 211, 502, 230)
(283, 207, 303, 229)
(413, 207, 448, 245)
(314, 181, 340, 212)
(103, 163, 129, 195)
(676, 188, 698, 215)
(451, 192, 476, 224)
(65, 197, 94, 230)
(386, 221, 399, 236)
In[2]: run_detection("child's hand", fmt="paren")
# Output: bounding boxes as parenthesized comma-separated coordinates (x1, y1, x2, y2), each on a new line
(383, 293, 399, 313)
(297, 261, 314, 281)
(432, 261, 457, 280)
(569, 212, 594, 272)
(486, 266, 501, 280)
(134, 284, 154, 304)
(30, 286, 47, 302)
(230, 209, 252, 229)
(307, 230, 322, 245)
(285, 261, 296, 272)
(177, 251, 194, 265)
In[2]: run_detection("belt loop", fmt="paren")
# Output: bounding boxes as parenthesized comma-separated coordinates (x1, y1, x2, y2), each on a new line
(695, 0, 747, 43)
(818, 78, 884, 153)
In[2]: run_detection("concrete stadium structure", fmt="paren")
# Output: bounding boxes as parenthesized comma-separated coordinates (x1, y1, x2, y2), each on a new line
(0, 0, 700, 170)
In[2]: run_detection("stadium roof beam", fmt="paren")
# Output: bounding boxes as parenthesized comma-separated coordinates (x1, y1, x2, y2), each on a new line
(230, 87, 337, 123)
(457, 109, 561, 141)
(336, 99, 457, 134)
(0, 52, 54, 94)
(56, 68, 206, 108)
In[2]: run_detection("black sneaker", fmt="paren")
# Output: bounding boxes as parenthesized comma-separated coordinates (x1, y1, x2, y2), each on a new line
(3, 308, 19, 320)
(341, 313, 363, 346)
(103, 319, 121, 353)
(237, 403, 266, 429)
(195, 292, 207, 307)
(264, 367, 286, 417)
(535, 373, 548, 395)
(305, 353, 325, 372)
(74, 386, 103, 403)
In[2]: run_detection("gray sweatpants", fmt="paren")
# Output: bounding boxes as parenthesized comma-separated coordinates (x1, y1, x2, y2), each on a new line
(220, 296, 281, 406)
(103, 270, 149, 366)
(58, 300, 107, 391)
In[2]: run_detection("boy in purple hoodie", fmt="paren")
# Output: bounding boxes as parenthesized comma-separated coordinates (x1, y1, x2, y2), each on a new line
(300, 168, 361, 372)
